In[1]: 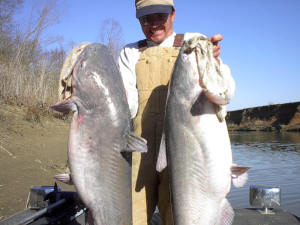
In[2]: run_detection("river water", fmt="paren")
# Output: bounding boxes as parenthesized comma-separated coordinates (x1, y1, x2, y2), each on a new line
(228, 131, 300, 217)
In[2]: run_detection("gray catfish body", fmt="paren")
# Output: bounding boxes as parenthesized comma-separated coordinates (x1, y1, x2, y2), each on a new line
(157, 36, 249, 225)
(51, 43, 147, 225)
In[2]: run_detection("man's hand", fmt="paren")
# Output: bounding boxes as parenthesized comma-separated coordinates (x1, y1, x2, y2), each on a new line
(209, 34, 223, 60)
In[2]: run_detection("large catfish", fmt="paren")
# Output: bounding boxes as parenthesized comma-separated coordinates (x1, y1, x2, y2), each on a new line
(51, 43, 147, 225)
(157, 36, 250, 225)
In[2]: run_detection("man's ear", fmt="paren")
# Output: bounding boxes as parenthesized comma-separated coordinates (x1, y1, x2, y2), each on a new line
(171, 8, 176, 21)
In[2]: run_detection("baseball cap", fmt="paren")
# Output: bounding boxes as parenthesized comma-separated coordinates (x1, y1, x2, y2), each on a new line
(135, 0, 174, 18)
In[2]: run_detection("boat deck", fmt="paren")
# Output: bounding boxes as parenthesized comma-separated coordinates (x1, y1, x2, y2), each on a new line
(233, 208, 300, 225)
(1, 208, 299, 225)
(1, 188, 299, 225)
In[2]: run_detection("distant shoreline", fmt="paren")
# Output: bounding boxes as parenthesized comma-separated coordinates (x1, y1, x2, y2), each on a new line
(226, 101, 300, 132)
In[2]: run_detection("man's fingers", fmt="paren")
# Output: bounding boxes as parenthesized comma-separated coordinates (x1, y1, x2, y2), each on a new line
(213, 47, 221, 58)
(209, 34, 223, 59)
(209, 34, 223, 45)
(214, 44, 221, 52)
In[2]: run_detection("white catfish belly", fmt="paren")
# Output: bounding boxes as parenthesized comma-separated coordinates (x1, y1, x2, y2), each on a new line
(167, 102, 232, 225)
(167, 95, 232, 225)
(197, 100, 233, 190)
(68, 111, 131, 225)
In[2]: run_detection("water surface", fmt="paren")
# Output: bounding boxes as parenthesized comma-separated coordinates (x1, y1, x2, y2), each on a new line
(228, 132, 300, 217)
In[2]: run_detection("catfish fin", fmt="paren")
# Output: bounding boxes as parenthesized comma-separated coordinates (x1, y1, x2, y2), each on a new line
(156, 132, 167, 172)
(216, 199, 234, 225)
(123, 132, 147, 153)
(231, 165, 251, 177)
(54, 173, 73, 185)
(50, 99, 77, 113)
(231, 165, 252, 188)
(232, 172, 248, 188)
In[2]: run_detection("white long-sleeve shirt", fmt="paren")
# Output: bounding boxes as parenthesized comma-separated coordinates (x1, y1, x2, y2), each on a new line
(118, 32, 234, 119)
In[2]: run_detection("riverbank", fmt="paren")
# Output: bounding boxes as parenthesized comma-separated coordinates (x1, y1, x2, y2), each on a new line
(0, 101, 74, 220)
(226, 102, 300, 132)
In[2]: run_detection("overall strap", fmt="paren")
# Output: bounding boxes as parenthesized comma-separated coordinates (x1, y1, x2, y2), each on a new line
(138, 39, 148, 52)
(173, 34, 184, 48)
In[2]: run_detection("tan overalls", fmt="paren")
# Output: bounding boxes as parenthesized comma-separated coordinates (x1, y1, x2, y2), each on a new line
(132, 34, 184, 225)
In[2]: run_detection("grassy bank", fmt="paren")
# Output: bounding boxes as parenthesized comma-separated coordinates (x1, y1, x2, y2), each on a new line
(0, 59, 61, 108)
(0, 0, 65, 108)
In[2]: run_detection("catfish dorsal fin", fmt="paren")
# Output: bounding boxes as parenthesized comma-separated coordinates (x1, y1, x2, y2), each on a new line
(123, 132, 147, 153)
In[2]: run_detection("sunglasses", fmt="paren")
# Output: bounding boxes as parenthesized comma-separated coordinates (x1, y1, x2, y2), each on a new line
(139, 13, 170, 26)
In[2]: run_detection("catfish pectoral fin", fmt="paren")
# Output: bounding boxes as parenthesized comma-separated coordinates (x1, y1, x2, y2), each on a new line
(50, 99, 77, 113)
(122, 132, 147, 153)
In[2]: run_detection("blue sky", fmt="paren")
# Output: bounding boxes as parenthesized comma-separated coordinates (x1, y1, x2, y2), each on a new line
(17, 0, 300, 111)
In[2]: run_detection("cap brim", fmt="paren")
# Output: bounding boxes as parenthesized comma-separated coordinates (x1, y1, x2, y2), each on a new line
(136, 5, 173, 18)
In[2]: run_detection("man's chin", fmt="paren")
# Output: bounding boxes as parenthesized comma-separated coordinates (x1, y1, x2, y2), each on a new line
(150, 34, 165, 44)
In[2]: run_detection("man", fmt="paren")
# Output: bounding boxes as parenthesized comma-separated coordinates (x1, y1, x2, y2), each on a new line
(118, 0, 235, 224)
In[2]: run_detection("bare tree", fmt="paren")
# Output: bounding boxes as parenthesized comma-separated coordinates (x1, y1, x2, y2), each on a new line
(14, 0, 61, 65)
(0, 0, 67, 106)
(0, 0, 23, 32)
(99, 18, 124, 62)
(0, 0, 23, 62)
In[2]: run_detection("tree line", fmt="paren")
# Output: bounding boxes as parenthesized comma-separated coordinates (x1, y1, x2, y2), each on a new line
(0, 0, 123, 108)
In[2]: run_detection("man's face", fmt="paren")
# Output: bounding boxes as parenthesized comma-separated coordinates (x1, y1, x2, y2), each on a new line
(139, 10, 175, 44)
